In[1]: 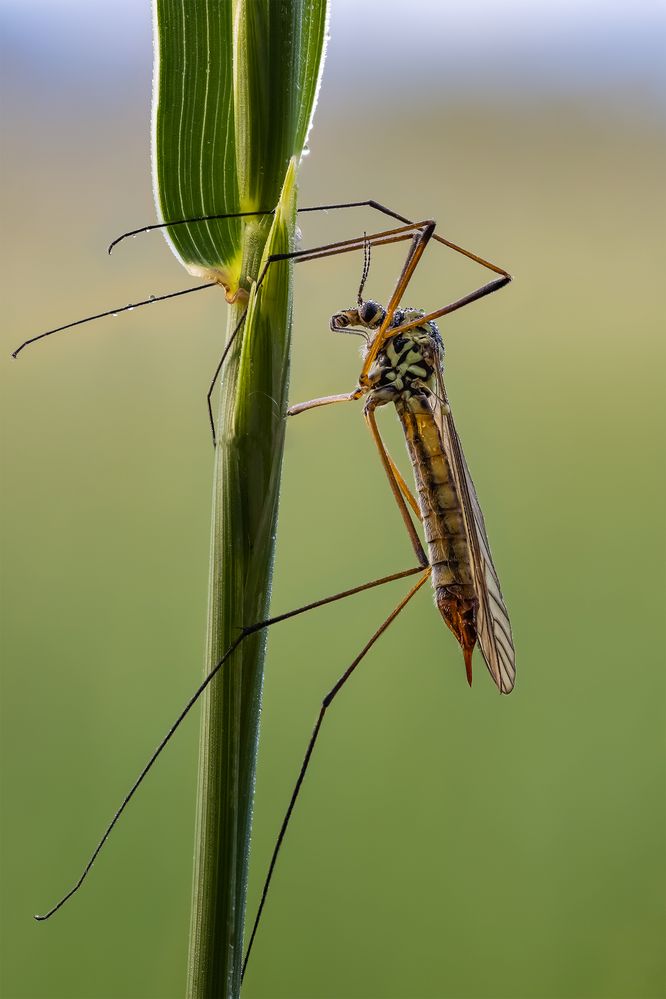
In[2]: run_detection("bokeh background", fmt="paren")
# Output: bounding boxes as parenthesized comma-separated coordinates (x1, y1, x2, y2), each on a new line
(2, 1, 664, 997)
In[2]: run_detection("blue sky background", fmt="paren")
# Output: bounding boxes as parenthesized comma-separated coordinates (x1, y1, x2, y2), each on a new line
(3, 0, 665, 112)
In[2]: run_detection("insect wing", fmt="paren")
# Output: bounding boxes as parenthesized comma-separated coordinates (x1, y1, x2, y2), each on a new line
(433, 365, 516, 693)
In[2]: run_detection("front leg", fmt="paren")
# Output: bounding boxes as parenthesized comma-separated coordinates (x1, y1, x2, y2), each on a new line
(363, 398, 428, 567)
(287, 390, 361, 417)
(287, 391, 427, 566)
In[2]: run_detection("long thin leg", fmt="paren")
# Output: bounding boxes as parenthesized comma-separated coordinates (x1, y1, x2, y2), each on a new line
(17, 205, 511, 432)
(386, 451, 420, 518)
(208, 218, 510, 442)
(206, 221, 433, 441)
(224, 219, 437, 434)
(34, 565, 423, 922)
(107, 203, 511, 428)
(375, 274, 511, 345)
(21, 205, 508, 364)
(13, 219, 427, 402)
(287, 392, 360, 416)
(355, 222, 512, 343)
(107, 200, 447, 255)
(287, 394, 424, 559)
(255, 219, 435, 277)
(107, 200, 511, 282)
(109, 202, 510, 436)
(258, 215, 512, 394)
(288, 394, 420, 520)
(241, 569, 431, 981)
(206, 306, 249, 444)
(18, 214, 509, 367)
(11, 283, 216, 359)
(364, 398, 427, 565)
(359, 222, 437, 386)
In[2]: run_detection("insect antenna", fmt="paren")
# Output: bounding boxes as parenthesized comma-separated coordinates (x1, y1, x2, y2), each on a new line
(11, 283, 215, 359)
(357, 232, 371, 306)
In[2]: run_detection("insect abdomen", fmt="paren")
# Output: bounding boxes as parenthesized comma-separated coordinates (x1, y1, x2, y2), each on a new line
(396, 396, 471, 584)
(397, 394, 478, 679)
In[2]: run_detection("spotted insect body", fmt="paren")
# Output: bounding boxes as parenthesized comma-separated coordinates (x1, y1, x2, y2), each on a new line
(367, 315, 440, 401)
(329, 301, 480, 682)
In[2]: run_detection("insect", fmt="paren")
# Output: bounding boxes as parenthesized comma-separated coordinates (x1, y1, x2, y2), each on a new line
(13, 200, 516, 979)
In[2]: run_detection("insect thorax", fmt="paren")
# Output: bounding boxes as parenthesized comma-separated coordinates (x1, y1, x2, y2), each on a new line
(367, 311, 442, 404)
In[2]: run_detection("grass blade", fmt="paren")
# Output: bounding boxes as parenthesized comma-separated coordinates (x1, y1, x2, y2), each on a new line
(152, 2, 329, 994)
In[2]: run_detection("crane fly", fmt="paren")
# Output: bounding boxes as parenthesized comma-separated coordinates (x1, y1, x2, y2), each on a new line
(288, 231, 515, 694)
(13, 200, 516, 979)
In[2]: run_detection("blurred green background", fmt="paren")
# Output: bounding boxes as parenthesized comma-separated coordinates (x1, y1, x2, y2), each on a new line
(2, 2, 664, 997)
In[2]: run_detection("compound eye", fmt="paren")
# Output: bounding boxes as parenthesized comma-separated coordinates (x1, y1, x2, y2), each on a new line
(360, 300, 383, 327)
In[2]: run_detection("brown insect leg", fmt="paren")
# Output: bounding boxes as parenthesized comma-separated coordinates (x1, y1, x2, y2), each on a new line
(359, 222, 437, 384)
(33, 565, 424, 922)
(379, 276, 511, 343)
(364, 398, 428, 567)
(11, 283, 216, 359)
(286, 391, 361, 416)
(241, 569, 431, 982)
(386, 451, 421, 518)
(206, 220, 436, 442)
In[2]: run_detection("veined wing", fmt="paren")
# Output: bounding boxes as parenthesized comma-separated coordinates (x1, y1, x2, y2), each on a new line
(432, 364, 516, 693)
